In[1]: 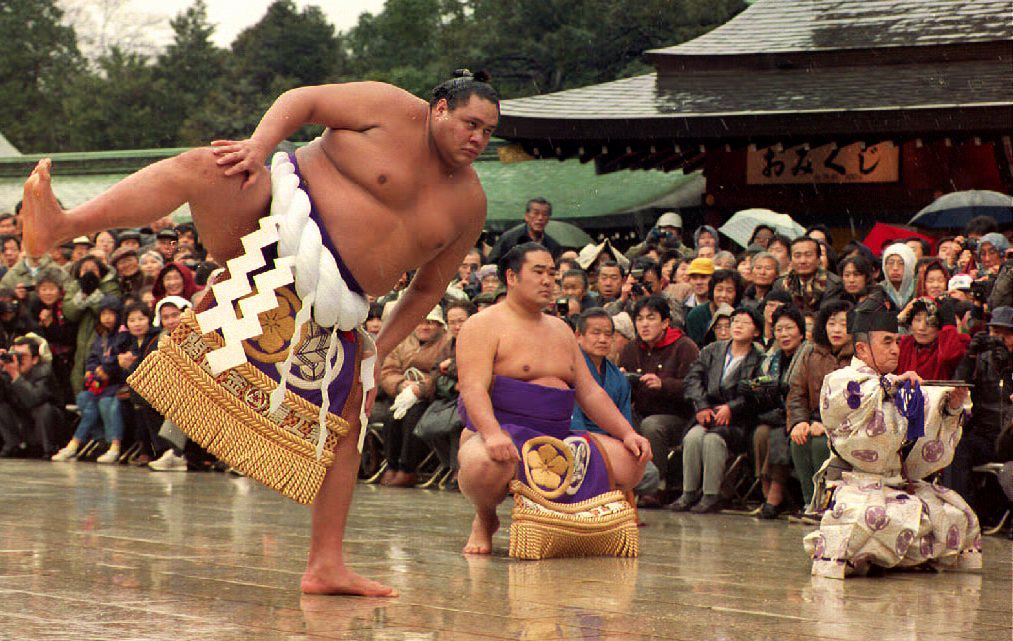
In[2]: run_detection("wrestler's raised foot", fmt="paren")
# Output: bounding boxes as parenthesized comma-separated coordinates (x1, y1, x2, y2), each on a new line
(463, 512, 499, 555)
(21, 159, 67, 257)
(301, 566, 398, 597)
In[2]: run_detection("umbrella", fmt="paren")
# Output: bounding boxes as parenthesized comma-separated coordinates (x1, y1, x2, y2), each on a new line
(862, 222, 934, 257)
(718, 208, 805, 248)
(546, 220, 593, 249)
(909, 190, 1013, 229)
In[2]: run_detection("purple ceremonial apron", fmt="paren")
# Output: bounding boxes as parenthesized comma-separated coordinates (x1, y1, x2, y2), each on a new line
(460, 376, 613, 503)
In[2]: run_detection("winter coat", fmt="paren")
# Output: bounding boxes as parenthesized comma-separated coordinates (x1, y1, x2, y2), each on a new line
(617, 327, 699, 417)
(897, 325, 970, 380)
(683, 339, 764, 448)
(954, 335, 1013, 444)
(786, 342, 855, 429)
(380, 331, 452, 400)
(3, 361, 57, 411)
(62, 274, 121, 393)
(0, 255, 67, 290)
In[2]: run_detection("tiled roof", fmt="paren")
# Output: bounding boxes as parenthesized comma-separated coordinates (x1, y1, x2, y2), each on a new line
(647, 0, 1012, 56)
(499, 60, 1011, 139)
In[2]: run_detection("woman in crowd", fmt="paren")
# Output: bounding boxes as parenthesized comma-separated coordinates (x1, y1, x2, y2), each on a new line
(838, 255, 876, 304)
(685, 269, 743, 346)
(977, 232, 1009, 277)
(110, 302, 164, 465)
(151, 261, 203, 305)
(138, 250, 165, 282)
(378, 307, 452, 487)
(785, 300, 853, 510)
(50, 296, 125, 463)
(29, 269, 76, 406)
(751, 305, 809, 519)
(747, 225, 775, 249)
(671, 306, 764, 514)
(742, 251, 779, 306)
(897, 297, 970, 380)
(880, 243, 917, 311)
(93, 230, 116, 260)
(916, 259, 950, 299)
(62, 256, 121, 394)
(693, 225, 719, 254)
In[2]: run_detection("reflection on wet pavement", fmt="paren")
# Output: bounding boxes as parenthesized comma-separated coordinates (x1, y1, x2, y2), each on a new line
(1, 461, 1009, 640)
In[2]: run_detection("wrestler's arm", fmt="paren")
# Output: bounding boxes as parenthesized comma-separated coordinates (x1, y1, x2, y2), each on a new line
(374, 199, 485, 360)
(212, 81, 417, 187)
(456, 313, 520, 463)
(571, 331, 652, 462)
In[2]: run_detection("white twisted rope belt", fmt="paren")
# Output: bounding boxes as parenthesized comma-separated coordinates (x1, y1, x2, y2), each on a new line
(196, 152, 374, 458)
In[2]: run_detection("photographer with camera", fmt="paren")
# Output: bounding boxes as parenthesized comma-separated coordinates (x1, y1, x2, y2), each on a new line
(947, 307, 1013, 509)
(618, 295, 699, 502)
(0, 335, 63, 458)
(62, 256, 121, 394)
(626, 212, 694, 261)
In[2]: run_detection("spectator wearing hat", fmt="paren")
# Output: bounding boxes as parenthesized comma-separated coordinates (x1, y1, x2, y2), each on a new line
(770, 236, 843, 314)
(685, 269, 744, 346)
(0, 335, 64, 457)
(618, 295, 700, 497)
(62, 257, 122, 393)
(683, 257, 714, 308)
(109, 246, 144, 299)
(151, 262, 202, 305)
(68, 236, 93, 264)
(153, 228, 179, 263)
(476, 264, 501, 295)
(880, 242, 918, 310)
(948, 306, 1013, 511)
(627, 212, 694, 261)
(977, 232, 1009, 277)
(703, 303, 734, 344)
(487, 198, 561, 264)
(116, 229, 142, 253)
(672, 306, 764, 514)
(379, 306, 452, 487)
(138, 250, 165, 282)
(693, 225, 719, 255)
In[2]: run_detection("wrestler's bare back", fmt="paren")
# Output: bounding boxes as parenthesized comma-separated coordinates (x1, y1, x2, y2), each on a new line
(280, 96, 486, 296)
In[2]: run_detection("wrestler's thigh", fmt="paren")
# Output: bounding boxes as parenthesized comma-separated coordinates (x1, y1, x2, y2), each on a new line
(594, 434, 647, 492)
(183, 148, 272, 262)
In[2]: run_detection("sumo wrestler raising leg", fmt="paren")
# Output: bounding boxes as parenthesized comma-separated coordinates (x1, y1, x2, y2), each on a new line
(21, 71, 500, 596)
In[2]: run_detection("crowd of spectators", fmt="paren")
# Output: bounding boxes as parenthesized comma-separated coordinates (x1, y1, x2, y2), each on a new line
(0, 197, 1010, 529)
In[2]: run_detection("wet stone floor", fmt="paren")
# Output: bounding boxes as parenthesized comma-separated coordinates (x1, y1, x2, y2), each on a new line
(0, 460, 1010, 641)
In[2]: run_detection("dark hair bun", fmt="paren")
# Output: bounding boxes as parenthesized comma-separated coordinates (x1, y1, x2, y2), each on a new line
(453, 68, 473, 78)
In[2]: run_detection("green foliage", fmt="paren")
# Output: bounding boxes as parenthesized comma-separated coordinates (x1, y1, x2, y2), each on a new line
(0, 0, 84, 152)
(4, 0, 746, 152)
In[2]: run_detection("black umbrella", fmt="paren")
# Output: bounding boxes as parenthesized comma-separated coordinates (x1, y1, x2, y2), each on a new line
(909, 190, 1012, 229)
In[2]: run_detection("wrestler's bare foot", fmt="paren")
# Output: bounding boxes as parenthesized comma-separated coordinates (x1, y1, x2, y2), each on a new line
(21, 159, 68, 257)
(300, 566, 398, 597)
(463, 511, 499, 555)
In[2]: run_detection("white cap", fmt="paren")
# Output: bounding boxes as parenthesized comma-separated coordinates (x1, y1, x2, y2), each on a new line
(948, 274, 973, 291)
(425, 306, 446, 327)
(656, 212, 683, 229)
(154, 295, 193, 327)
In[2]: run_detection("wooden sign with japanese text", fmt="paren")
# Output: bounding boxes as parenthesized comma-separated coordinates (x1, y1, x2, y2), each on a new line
(746, 142, 899, 184)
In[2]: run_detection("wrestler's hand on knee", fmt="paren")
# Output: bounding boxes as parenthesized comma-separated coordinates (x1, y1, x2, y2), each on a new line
(485, 430, 519, 464)
(211, 139, 268, 189)
(623, 433, 652, 463)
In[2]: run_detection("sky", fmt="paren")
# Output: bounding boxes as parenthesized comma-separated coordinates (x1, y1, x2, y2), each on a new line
(123, 0, 387, 48)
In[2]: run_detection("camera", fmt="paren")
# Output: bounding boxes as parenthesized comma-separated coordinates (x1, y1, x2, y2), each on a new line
(555, 298, 570, 315)
(962, 238, 978, 252)
(624, 372, 642, 385)
(969, 277, 995, 304)
(0, 352, 17, 364)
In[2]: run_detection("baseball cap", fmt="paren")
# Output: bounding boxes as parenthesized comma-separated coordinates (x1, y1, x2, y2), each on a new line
(947, 274, 973, 291)
(686, 257, 715, 276)
(71, 236, 94, 247)
(656, 212, 683, 229)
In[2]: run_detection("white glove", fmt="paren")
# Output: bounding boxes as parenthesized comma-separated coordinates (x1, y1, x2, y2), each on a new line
(391, 385, 420, 420)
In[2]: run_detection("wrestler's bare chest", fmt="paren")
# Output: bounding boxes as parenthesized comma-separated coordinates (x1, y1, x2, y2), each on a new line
(293, 131, 481, 295)
(491, 315, 576, 389)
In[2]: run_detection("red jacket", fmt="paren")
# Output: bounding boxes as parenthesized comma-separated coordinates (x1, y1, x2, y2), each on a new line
(897, 325, 970, 380)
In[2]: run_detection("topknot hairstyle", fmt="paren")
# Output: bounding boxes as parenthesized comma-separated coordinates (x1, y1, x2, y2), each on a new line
(430, 68, 499, 111)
